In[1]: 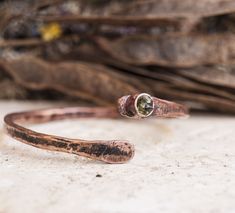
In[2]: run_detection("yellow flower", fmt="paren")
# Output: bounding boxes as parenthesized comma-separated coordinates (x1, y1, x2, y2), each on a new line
(40, 23, 62, 41)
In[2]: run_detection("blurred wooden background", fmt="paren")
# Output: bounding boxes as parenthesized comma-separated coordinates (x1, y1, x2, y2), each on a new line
(0, 0, 235, 113)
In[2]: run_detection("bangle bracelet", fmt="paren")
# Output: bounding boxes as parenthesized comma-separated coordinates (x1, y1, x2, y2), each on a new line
(4, 93, 189, 164)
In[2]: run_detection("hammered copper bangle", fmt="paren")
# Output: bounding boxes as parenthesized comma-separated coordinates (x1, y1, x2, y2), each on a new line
(4, 93, 189, 164)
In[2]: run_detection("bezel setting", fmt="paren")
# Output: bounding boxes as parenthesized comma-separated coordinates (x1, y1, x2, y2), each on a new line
(134, 93, 154, 118)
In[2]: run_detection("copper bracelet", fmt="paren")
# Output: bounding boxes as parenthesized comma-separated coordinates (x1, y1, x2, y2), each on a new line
(4, 93, 189, 164)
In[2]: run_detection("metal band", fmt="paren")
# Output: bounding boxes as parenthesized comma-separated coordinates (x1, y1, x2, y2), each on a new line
(4, 93, 189, 164)
(4, 107, 135, 164)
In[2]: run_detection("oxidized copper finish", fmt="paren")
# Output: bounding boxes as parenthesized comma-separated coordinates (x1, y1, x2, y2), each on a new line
(4, 93, 189, 164)
(118, 93, 189, 118)
(4, 107, 135, 164)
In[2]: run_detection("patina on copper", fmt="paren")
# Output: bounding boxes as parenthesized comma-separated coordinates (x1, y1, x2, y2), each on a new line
(4, 107, 135, 164)
(4, 93, 189, 164)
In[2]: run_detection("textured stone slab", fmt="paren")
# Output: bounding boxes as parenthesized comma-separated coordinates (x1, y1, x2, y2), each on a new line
(0, 101, 235, 213)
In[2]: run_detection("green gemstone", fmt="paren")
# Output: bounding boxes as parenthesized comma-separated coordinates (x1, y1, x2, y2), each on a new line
(136, 94, 154, 117)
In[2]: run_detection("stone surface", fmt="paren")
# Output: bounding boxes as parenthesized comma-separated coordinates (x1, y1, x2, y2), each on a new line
(0, 101, 235, 213)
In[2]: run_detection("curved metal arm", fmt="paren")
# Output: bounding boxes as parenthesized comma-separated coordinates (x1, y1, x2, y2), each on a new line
(4, 107, 135, 164)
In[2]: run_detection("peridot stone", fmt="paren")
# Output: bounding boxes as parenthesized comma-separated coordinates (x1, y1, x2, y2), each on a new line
(136, 94, 154, 117)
